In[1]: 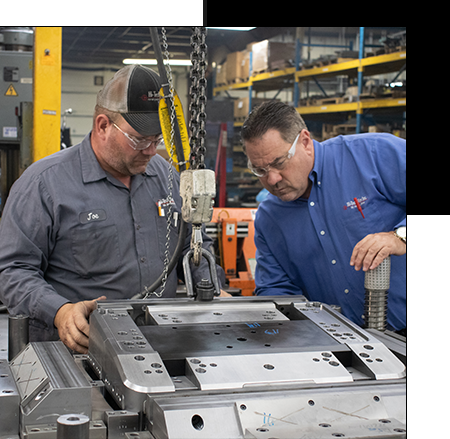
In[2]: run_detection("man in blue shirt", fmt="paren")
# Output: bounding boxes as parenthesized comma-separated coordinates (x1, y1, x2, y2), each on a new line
(241, 101, 406, 332)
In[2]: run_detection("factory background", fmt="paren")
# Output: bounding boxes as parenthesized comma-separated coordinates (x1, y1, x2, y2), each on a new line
(0, 27, 408, 439)
(0, 27, 406, 211)
(59, 27, 406, 208)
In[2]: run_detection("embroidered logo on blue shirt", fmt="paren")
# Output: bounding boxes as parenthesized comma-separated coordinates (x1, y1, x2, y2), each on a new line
(79, 209, 107, 224)
(343, 196, 368, 210)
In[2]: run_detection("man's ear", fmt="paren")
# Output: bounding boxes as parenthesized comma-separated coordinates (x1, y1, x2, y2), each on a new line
(94, 114, 110, 140)
(300, 129, 314, 151)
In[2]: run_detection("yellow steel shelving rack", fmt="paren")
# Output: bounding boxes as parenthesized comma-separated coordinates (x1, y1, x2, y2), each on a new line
(295, 50, 406, 118)
(213, 49, 406, 129)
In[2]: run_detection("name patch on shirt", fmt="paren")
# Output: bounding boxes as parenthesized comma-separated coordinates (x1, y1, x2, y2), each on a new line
(79, 209, 107, 224)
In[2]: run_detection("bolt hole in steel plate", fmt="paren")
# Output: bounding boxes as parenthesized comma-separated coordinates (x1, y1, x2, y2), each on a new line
(191, 414, 204, 430)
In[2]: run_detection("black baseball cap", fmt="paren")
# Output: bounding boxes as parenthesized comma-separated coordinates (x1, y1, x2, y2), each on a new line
(96, 65, 162, 136)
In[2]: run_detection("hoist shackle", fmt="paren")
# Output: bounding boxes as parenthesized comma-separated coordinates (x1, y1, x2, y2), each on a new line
(182, 248, 221, 299)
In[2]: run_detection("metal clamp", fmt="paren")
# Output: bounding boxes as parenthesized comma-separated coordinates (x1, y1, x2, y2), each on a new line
(182, 248, 221, 299)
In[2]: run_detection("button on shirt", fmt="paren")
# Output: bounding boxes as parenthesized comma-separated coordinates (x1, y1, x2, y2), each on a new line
(254, 133, 406, 331)
(0, 133, 222, 341)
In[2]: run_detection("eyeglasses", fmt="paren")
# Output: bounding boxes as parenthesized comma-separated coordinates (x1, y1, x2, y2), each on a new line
(112, 123, 164, 151)
(247, 133, 299, 178)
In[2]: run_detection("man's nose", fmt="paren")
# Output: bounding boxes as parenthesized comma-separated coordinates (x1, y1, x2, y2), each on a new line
(265, 169, 282, 186)
(142, 144, 158, 156)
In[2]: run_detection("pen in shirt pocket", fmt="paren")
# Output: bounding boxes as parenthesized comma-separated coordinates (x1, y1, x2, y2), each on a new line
(353, 197, 365, 219)
(157, 200, 164, 217)
(157, 202, 179, 228)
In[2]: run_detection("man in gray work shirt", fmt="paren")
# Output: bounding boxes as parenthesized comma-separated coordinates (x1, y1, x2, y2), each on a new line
(0, 65, 224, 353)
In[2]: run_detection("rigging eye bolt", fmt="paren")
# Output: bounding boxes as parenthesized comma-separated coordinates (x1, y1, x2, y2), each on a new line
(195, 279, 215, 301)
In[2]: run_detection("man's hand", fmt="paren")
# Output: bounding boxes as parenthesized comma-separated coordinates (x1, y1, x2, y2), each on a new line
(350, 231, 406, 272)
(219, 289, 232, 297)
(54, 296, 106, 354)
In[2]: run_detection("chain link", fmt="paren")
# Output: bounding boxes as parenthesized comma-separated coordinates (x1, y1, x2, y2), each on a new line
(142, 27, 209, 297)
(189, 27, 208, 170)
(143, 27, 176, 299)
(188, 27, 208, 266)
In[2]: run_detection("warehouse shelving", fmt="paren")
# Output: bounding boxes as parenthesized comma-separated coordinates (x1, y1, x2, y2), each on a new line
(212, 28, 405, 205)
(295, 50, 406, 81)
(214, 50, 406, 95)
(213, 67, 296, 95)
(213, 39, 406, 133)
(298, 95, 406, 115)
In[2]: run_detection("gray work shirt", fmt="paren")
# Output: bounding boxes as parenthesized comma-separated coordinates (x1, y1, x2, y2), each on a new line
(0, 133, 223, 341)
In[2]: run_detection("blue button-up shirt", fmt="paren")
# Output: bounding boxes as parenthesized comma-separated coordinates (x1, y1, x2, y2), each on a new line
(254, 133, 406, 330)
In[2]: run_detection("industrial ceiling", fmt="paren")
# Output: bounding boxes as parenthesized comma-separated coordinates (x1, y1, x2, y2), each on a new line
(61, 27, 290, 67)
(61, 27, 405, 69)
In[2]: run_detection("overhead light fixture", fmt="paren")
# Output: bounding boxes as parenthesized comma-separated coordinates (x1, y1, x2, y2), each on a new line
(123, 59, 192, 66)
(206, 27, 256, 31)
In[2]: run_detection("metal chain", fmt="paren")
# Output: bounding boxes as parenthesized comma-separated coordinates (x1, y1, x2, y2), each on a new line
(143, 27, 209, 296)
(188, 27, 208, 266)
(189, 27, 208, 170)
(143, 27, 176, 299)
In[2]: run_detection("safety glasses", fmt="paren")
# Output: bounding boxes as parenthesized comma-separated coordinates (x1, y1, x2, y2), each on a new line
(247, 133, 299, 178)
(112, 123, 164, 151)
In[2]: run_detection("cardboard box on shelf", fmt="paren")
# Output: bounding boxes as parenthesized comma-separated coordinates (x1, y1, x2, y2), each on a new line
(234, 97, 250, 120)
(226, 51, 247, 83)
(216, 63, 227, 86)
(248, 40, 295, 74)
(234, 97, 278, 121)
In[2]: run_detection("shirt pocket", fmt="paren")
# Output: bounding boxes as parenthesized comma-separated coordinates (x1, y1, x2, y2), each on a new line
(156, 208, 181, 263)
(71, 224, 121, 278)
(340, 199, 385, 245)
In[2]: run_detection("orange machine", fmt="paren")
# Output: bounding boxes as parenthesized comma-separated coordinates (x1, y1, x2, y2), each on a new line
(208, 208, 257, 296)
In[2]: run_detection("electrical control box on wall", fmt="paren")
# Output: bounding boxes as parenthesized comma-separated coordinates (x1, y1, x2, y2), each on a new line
(0, 51, 33, 144)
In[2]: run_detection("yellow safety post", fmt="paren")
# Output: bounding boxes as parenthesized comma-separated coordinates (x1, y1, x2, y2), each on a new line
(32, 27, 62, 162)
